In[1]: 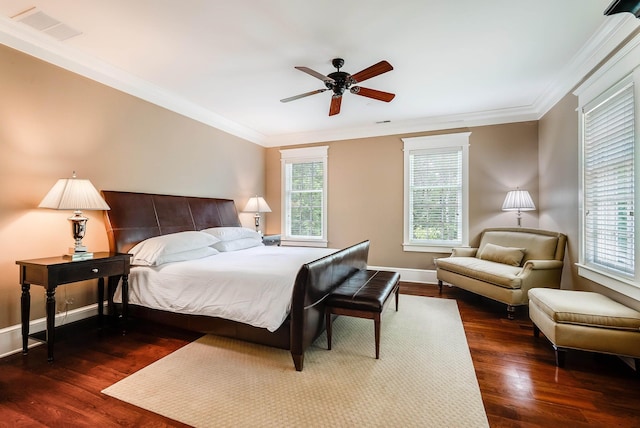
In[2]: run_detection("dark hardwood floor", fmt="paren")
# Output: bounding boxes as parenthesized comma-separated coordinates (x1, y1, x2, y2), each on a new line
(1, 284, 639, 427)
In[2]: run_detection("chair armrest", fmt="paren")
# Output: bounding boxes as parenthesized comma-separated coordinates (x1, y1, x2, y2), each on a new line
(518, 260, 564, 292)
(519, 259, 564, 274)
(451, 247, 478, 257)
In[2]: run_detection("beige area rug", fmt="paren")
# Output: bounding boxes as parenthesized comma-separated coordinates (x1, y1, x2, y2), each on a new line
(102, 295, 488, 427)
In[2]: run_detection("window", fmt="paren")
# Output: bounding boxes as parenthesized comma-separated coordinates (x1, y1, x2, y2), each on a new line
(402, 133, 470, 252)
(583, 80, 635, 277)
(280, 146, 328, 247)
(575, 37, 640, 296)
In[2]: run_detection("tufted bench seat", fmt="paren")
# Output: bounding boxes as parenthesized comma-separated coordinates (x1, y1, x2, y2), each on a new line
(529, 288, 640, 369)
(325, 270, 400, 359)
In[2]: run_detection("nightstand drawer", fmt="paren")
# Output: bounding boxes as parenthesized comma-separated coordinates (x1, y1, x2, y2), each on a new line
(56, 259, 126, 284)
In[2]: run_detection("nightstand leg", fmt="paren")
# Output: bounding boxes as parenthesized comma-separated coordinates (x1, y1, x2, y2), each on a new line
(97, 277, 104, 328)
(121, 274, 129, 335)
(21, 283, 30, 354)
(46, 287, 56, 362)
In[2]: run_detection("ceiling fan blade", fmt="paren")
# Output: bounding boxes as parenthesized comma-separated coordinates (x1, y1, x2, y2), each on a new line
(350, 86, 395, 102)
(295, 66, 335, 83)
(280, 89, 328, 103)
(350, 60, 393, 83)
(329, 95, 342, 116)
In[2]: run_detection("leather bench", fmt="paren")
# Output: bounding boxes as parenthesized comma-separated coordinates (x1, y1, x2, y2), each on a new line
(325, 270, 400, 359)
(529, 288, 640, 369)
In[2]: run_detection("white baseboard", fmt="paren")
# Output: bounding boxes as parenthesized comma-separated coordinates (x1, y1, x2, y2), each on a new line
(369, 266, 437, 285)
(0, 302, 102, 359)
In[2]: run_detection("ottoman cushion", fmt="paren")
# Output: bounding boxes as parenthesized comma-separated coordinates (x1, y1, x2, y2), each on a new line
(529, 288, 640, 331)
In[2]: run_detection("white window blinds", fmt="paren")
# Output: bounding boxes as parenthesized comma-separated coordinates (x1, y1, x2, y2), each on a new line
(285, 161, 324, 237)
(409, 148, 462, 243)
(583, 82, 635, 276)
(280, 146, 328, 247)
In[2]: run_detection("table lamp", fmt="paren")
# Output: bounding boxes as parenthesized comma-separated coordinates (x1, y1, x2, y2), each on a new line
(502, 188, 535, 227)
(38, 172, 110, 260)
(243, 196, 271, 234)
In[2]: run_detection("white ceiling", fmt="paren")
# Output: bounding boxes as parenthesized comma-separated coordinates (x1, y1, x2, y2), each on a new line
(0, 1, 638, 147)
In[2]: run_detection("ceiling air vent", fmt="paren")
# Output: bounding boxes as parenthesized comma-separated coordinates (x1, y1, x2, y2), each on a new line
(12, 7, 82, 41)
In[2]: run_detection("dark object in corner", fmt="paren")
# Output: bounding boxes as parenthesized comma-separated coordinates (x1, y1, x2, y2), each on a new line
(604, 0, 640, 18)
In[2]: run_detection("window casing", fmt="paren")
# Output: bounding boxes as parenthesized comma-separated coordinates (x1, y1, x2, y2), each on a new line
(402, 133, 470, 252)
(576, 38, 640, 298)
(280, 146, 328, 247)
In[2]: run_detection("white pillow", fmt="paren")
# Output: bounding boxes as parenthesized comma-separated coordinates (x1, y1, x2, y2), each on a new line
(153, 247, 219, 266)
(213, 237, 264, 252)
(130, 231, 220, 266)
(201, 227, 261, 242)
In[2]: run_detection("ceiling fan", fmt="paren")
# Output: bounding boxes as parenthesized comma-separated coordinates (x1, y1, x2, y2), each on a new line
(280, 58, 395, 116)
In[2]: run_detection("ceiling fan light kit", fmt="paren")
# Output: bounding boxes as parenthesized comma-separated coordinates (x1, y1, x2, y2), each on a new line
(281, 58, 395, 116)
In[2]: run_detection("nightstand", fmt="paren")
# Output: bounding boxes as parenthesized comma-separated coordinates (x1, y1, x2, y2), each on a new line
(16, 252, 131, 362)
(262, 234, 281, 246)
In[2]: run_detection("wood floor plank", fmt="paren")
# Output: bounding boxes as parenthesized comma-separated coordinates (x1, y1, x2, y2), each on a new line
(0, 283, 639, 426)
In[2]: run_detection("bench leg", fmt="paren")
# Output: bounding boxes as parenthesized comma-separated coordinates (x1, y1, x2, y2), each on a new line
(374, 312, 381, 359)
(325, 309, 333, 351)
(395, 286, 399, 311)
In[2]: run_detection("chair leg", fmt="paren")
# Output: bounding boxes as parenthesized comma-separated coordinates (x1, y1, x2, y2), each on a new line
(507, 305, 516, 320)
(438, 280, 443, 293)
(395, 287, 399, 311)
(553, 345, 566, 368)
(533, 324, 540, 338)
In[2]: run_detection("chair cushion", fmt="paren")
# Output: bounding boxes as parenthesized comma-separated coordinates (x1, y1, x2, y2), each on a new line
(529, 288, 640, 331)
(435, 257, 522, 289)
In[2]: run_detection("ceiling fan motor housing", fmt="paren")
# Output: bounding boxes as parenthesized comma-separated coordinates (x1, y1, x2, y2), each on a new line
(326, 71, 351, 95)
(326, 57, 357, 96)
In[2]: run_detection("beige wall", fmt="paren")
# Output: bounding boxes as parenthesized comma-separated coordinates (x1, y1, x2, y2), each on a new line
(0, 45, 265, 329)
(538, 93, 580, 290)
(539, 92, 640, 311)
(265, 121, 539, 269)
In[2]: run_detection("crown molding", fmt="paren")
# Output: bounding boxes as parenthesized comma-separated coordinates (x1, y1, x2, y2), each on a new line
(534, 15, 640, 118)
(1, 13, 637, 149)
(262, 105, 540, 147)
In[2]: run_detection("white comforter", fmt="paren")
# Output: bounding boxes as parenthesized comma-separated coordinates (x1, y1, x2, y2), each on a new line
(114, 245, 336, 331)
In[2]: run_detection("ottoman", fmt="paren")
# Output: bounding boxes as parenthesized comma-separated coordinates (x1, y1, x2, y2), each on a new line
(528, 288, 640, 368)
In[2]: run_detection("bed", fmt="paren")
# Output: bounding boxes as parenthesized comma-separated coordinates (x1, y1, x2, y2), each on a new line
(101, 190, 370, 371)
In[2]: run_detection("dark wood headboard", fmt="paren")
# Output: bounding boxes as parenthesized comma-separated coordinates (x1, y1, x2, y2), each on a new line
(101, 190, 242, 253)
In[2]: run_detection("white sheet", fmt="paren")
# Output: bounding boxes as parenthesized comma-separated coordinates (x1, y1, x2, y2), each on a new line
(114, 245, 336, 331)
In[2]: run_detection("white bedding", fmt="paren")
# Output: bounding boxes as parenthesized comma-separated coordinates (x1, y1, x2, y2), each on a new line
(114, 245, 336, 331)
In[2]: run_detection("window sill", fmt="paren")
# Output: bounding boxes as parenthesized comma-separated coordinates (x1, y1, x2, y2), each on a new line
(576, 263, 640, 301)
(402, 243, 455, 253)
